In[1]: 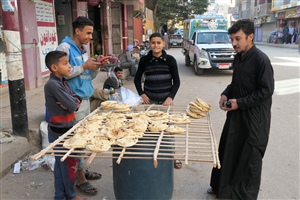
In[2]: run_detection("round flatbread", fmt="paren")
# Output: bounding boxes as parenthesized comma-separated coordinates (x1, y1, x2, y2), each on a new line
(148, 122, 168, 132)
(86, 140, 111, 152)
(145, 110, 165, 117)
(165, 125, 186, 134)
(113, 107, 131, 113)
(116, 136, 138, 147)
(106, 128, 130, 139)
(105, 121, 124, 129)
(149, 113, 169, 121)
(91, 135, 115, 145)
(73, 129, 96, 140)
(113, 103, 131, 111)
(63, 138, 87, 149)
(169, 114, 191, 124)
(101, 100, 118, 109)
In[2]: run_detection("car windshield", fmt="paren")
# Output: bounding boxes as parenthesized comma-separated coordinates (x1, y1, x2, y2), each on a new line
(197, 32, 230, 44)
(170, 35, 182, 39)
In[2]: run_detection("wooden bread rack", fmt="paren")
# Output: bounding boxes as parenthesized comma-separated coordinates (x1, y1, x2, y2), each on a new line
(31, 105, 221, 169)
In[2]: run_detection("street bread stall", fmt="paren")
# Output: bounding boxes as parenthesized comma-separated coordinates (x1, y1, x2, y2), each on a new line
(32, 99, 220, 200)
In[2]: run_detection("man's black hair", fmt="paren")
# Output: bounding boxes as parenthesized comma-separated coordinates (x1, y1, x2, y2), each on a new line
(149, 32, 164, 41)
(72, 16, 94, 34)
(45, 51, 67, 72)
(228, 19, 254, 37)
(114, 66, 123, 72)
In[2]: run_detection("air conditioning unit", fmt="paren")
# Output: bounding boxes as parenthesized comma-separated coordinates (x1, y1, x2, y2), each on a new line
(256, 5, 261, 13)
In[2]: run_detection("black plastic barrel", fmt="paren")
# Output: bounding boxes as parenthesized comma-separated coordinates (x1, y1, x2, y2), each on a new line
(113, 136, 174, 200)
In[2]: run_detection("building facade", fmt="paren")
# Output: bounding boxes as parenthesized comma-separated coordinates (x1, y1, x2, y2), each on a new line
(0, 0, 148, 90)
(236, 0, 300, 43)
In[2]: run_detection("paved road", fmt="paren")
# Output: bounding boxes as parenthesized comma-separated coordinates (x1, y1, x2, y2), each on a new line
(1, 45, 299, 200)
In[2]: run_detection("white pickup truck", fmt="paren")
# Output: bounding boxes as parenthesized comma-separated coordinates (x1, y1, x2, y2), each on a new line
(182, 18, 236, 75)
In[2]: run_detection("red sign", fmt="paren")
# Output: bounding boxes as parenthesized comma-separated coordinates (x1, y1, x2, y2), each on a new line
(88, 0, 99, 6)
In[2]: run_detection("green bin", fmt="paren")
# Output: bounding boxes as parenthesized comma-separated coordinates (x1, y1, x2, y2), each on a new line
(112, 136, 174, 200)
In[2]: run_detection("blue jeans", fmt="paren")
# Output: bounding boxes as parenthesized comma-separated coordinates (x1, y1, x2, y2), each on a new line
(48, 127, 77, 200)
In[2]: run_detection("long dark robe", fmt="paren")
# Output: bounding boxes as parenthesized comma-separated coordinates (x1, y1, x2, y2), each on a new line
(210, 45, 274, 200)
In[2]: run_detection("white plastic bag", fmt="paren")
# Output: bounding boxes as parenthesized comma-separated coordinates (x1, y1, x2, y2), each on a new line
(116, 87, 143, 107)
(40, 121, 49, 149)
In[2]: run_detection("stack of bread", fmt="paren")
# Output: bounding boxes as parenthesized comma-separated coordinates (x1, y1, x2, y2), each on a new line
(186, 98, 212, 119)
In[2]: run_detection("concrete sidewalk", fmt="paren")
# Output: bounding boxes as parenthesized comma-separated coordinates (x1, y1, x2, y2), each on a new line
(0, 42, 297, 178)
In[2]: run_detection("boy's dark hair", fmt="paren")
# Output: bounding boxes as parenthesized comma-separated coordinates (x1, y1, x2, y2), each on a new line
(114, 66, 123, 72)
(72, 16, 94, 34)
(149, 32, 164, 41)
(228, 19, 254, 37)
(45, 51, 67, 72)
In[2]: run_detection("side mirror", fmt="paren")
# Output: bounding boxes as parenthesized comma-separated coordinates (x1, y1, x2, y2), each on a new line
(189, 39, 194, 45)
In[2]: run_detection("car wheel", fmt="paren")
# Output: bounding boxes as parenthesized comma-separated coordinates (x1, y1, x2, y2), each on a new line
(185, 54, 190, 66)
(194, 57, 203, 75)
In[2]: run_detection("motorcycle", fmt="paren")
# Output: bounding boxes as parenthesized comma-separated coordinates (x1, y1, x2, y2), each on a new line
(139, 40, 150, 57)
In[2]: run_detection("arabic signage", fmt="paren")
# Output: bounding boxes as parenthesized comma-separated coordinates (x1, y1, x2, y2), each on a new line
(285, 9, 298, 18)
(35, 0, 57, 75)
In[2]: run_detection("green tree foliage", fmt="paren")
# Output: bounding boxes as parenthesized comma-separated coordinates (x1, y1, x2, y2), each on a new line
(145, 0, 209, 31)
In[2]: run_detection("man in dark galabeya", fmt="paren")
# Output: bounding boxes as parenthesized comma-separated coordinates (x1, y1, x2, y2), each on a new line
(207, 19, 274, 199)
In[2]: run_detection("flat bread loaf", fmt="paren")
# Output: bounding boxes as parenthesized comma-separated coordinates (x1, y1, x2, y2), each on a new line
(116, 136, 138, 147)
(63, 138, 87, 149)
(165, 125, 186, 134)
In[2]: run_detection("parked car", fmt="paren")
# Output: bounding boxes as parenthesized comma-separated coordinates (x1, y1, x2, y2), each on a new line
(169, 34, 183, 47)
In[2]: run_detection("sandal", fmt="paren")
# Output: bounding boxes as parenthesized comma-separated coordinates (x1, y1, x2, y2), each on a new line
(207, 187, 216, 195)
(85, 169, 102, 180)
(76, 181, 98, 196)
(174, 160, 182, 169)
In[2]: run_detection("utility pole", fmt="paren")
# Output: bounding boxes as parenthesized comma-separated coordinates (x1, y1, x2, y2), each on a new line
(1, 0, 28, 137)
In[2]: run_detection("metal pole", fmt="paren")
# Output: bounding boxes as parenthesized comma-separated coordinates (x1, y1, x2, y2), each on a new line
(1, 0, 28, 137)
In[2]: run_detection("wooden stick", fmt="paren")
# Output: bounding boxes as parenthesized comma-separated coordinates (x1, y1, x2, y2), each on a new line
(60, 148, 74, 162)
(146, 104, 154, 112)
(116, 147, 126, 164)
(206, 114, 217, 168)
(185, 123, 189, 166)
(208, 115, 221, 169)
(86, 152, 97, 166)
(153, 131, 164, 168)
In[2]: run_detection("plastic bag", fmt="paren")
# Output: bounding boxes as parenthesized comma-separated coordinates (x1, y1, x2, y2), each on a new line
(40, 121, 50, 149)
(116, 87, 143, 107)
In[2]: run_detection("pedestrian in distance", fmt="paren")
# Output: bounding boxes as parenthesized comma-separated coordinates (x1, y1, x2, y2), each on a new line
(295, 35, 300, 55)
(120, 45, 138, 76)
(56, 16, 101, 196)
(44, 51, 87, 200)
(283, 25, 289, 44)
(287, 23, 295, 44)
(134, 32, 181, 169)
(207, 19, 274, 199)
